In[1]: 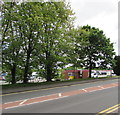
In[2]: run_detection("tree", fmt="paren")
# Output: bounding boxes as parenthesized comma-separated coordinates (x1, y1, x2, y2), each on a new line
(67, 27, 89, 68)
(2, 2, 23, 84)
(74, 25, 115, 78)
(113, 56, 120, 75)
(2, 2, 44, 83)
(35, 2, 75, 82)
(2, 1, 75, 83)
(17, 2, 44, 83)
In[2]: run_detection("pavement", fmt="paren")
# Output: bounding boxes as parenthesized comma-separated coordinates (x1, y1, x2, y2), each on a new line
(2, 77, 119, 94)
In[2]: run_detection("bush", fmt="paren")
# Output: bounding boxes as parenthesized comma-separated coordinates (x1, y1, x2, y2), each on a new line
(113, 56, 120, 75)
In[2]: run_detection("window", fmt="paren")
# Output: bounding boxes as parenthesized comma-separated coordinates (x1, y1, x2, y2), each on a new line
(68, 72, 73, 76)
(101, 72, 107, 75)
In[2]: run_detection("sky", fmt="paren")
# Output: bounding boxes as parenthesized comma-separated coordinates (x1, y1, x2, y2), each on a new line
(66, 0, 119, 55)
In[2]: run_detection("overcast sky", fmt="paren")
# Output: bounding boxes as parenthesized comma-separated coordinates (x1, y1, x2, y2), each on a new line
(66, 0, 119, 55)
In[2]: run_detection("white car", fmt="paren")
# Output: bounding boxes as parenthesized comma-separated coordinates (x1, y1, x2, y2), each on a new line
(91, 73, 98, 78)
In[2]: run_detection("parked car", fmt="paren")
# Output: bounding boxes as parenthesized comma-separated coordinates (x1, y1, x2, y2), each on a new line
(91, 73, 98, 78)
(0, 73, 6, 81)
(27, 76, 35, 80)
(0, 76, 5, 80)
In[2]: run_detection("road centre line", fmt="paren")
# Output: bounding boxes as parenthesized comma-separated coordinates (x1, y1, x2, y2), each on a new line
(58, 93, 62, 97)
(87, 88, 103, 93)
(1, 80, 117, 97)
(4, 95, 69, 110)
(4, 93, 58, 105)
(19, 99, 28, 105)
(96, 104, 120, 115)
(3, 94, 58, 109)
(82, 89, 87, 92)
(4, 99, 24, 105)
(97, 86, 105, 89)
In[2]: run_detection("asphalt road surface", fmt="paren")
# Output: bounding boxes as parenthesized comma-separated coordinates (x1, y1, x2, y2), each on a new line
(2, 79, 119, 114)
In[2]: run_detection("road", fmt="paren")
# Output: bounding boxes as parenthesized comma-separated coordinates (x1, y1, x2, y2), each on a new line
(1, 79, 120, 114)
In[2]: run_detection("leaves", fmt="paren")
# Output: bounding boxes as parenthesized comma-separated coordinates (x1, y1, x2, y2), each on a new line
(2, 1, 75, 83)
(113, 56, 120, 75)
(70, 25, 115, 77)
(2, 2, 115, 83)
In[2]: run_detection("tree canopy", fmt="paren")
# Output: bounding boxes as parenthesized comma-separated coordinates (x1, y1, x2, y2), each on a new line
(73, 25, 115, 77)
(2, 1, 75, 83)
(2, 1, 116, 84)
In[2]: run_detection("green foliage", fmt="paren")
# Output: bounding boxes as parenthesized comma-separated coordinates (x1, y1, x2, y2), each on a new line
(2, 2, 115, 84)
(2, 2, 23, 84)
(33, 2, 75, 81)
(52, 69, 64, 80)
(113, 56, 120, 75)
(72, 25, 115, 77)
(4, 74, 12, 84)
(64, 66, 75, 70)
(2, 1, 75, 83)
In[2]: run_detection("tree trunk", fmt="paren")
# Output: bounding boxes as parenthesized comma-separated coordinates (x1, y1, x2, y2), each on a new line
(23, 51, 30, 84)
(45, 50, 52, 82)
(46, 65, 52, 82)
(11, 63, 16, 84)
(45, 59, 52, 82)
(89, 56, 92, 78)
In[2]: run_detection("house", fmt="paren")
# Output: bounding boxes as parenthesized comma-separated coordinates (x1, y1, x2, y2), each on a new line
(62, 69, 113, 80)
(62, 70, 89, 80)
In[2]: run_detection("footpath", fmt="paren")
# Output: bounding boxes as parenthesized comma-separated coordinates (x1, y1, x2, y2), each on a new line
(2, 77, 119, 94)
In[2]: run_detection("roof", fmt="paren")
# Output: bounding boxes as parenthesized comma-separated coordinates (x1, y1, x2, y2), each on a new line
(96, 70, 113, 72)
(82, 70, 89, 72)
(63, 70, 80, 73)
(63, 69, 112, 73)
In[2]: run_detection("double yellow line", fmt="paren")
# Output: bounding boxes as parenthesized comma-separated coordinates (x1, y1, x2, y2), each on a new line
(96, 104, 120, 115)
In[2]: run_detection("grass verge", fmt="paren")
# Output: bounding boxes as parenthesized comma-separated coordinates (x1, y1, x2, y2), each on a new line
(1, 76, 120, 90)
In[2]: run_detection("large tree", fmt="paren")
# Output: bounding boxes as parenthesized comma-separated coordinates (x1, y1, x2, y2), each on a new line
(2, 2, 23, 84)
(2, 1, 75, 83)
(36, 2, 75, 82)
(74, 25, 115, 78)
(17, 2, 45, 83)
(2, 2, 43, 84)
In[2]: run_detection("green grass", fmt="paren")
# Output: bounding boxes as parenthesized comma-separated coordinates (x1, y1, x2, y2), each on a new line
(1, 78, 93, 89)
(1, 76, 120, 89)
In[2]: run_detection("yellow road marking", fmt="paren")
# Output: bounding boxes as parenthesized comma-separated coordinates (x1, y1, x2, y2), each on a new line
(96, 104, 120, 115)
(1, 89, 42, 96)
(99, 104, 120, 113)
(102, 106, 120, 115)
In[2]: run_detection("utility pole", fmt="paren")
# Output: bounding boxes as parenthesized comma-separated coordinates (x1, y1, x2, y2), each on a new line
(118, 2, 120, 56)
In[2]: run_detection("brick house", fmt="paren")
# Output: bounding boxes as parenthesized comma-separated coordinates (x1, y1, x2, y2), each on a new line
(62, 70, 89, 80)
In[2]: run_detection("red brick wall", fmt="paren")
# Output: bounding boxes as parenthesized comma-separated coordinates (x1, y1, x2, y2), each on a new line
(82, 71, 89, 78)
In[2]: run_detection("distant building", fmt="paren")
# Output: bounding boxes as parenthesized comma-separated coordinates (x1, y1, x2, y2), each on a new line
(62, 70, 89, 80)
(62, 69, 113, 80)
